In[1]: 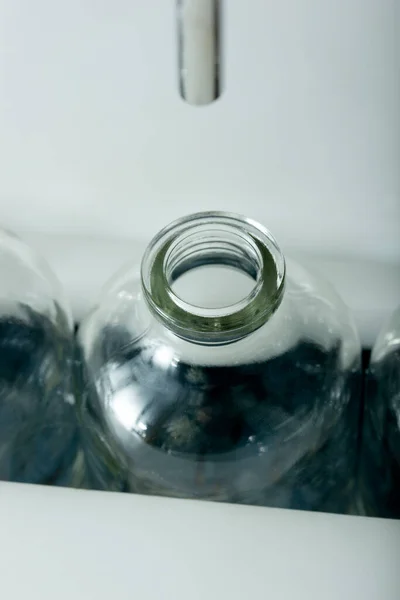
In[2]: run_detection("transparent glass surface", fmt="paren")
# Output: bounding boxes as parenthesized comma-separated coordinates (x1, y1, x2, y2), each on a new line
(0, 228, 81, 486)
(78, 212, 361, 513)
(358, 306, 400, 518)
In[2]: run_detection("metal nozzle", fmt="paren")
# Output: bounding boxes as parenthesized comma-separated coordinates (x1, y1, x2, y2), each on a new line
(177, 0, 221, 106)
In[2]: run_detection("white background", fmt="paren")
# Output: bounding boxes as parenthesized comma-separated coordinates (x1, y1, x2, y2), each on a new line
(0, 1, 400, 598)
(0, 0, 399, 260)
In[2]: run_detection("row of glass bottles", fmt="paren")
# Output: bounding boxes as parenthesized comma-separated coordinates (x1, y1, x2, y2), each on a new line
(0, 213, 397, 518)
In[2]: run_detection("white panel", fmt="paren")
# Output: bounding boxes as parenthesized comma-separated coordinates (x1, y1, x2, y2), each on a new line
(0, 0, 399, 264)
(1, 483, 399, 600)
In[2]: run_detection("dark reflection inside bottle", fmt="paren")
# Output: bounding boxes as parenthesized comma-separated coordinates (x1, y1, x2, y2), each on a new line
(80, 324, 360, 513)
(359, 348, 400, 518)
(0, 304, 80, 485)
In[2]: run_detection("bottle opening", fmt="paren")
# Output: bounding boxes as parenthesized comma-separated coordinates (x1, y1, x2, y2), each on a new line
(141, 212, 285, 344)
(166, 225, 262, 311)
(172, 265, 256, 310)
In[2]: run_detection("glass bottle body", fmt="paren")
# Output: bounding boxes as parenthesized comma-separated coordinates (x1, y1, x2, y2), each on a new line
(358, 306, 400, 518)
(0, 229, 81, 486)
(78, 213, 361, 512)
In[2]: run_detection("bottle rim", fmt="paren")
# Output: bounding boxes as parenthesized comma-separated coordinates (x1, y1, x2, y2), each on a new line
(141, 211, 286, 344)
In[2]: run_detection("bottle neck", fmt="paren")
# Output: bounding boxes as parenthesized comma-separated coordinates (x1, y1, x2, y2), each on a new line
(141, 212, 285, 345)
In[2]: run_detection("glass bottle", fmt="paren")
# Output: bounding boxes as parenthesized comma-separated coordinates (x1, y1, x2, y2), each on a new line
(0, 228, 81, 486)
(358, 306, 400, 518)
(78, 212, 361, 512)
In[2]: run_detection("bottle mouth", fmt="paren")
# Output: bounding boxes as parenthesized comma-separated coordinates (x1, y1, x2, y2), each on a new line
(141, 212, 286, 344)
